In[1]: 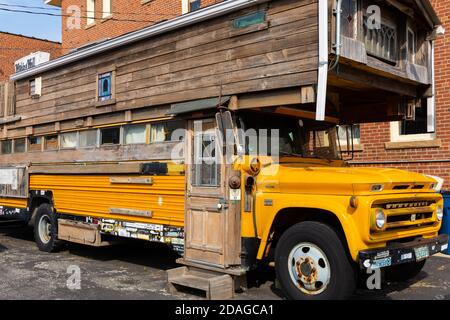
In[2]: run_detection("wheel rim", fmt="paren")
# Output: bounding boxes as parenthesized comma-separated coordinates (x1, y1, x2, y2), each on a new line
(287, 242, 331, 295)
(38, 214, 52, 244)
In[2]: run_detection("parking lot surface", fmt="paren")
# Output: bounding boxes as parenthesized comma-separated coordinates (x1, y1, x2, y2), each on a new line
(0, 222, 448, 300)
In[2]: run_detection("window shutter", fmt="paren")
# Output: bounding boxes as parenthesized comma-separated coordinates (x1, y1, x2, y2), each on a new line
(0, 82, 5, 118)
(6, 81, 15, 116)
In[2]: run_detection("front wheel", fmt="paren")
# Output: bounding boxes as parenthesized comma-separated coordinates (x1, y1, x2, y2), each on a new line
(275, 221, 356, 300)
(33, 203, 62, 252)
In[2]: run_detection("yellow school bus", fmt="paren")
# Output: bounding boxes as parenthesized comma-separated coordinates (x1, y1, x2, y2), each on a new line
(1, 0, 447, 300)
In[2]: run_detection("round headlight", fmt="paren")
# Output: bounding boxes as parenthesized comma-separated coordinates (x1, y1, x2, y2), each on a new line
(437, 206, 444, 221)
(375, 209, 386, 229)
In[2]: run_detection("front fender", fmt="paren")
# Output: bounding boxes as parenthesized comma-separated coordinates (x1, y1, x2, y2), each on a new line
(254, 192, 365, 261)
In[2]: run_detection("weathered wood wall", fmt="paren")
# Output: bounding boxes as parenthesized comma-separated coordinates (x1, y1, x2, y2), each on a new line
(10, 0, 319, 134)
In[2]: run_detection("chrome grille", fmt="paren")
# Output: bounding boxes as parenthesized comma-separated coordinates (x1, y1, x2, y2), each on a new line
(372, 200, 437, 232)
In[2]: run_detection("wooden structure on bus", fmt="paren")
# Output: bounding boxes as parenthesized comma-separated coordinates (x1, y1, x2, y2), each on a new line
(0, 0, 441, 298)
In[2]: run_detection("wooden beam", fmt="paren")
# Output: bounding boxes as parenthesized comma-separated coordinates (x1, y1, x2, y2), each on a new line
(108, 208, 153, 218)
(28, 163, 143, 174)
(330, 64, 418, 97)
(231, 86, 316, 111)
(386, 0, 414, 18)
(413, 0, 434, 28)
(274, 107, 339, 124)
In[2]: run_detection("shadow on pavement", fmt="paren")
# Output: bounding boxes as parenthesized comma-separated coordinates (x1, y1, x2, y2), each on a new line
(66, 239, 181, 271)
(353, 270, 429, 300)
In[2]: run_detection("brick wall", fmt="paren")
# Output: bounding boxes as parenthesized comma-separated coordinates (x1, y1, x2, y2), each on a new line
(0, 32, 62, 81)
(60, 0, 221, 52)
(352, 0, 450, 188)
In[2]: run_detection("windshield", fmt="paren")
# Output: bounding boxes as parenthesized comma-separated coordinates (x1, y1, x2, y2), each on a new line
(237, 111, 341, 160)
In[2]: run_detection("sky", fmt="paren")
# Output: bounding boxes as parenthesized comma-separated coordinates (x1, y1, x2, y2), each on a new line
(0, 0, 62, 42)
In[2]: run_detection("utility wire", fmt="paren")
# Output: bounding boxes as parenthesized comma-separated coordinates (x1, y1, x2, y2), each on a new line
(0, 2, 177, 18)
(0, 7, 169, 23)
(0, 47, 74, 51)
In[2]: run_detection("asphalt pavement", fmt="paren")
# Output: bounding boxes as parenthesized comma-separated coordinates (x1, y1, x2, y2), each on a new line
(0, 222, 448, 300)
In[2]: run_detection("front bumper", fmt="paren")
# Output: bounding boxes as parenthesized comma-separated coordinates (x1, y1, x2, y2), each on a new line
(358, 234, 449, 269)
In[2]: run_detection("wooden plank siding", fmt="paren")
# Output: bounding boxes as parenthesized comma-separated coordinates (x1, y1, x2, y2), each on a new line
(10, 0, 319, 134)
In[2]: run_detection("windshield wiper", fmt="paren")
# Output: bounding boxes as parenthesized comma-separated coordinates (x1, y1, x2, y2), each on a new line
(279, 151, 303, 157)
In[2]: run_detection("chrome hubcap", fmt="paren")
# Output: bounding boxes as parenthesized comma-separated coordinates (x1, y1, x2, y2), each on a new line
(288, 242, 331, 295)
(38, 215, 52, 244)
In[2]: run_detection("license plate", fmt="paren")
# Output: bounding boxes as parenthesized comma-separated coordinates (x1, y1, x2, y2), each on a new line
(371, 257, 392, 269)
(414, 246, 430, 261)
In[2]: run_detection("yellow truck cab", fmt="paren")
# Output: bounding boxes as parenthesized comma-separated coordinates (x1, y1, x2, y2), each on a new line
(221, 112, 446, 298)
(212, 109, 447, 299)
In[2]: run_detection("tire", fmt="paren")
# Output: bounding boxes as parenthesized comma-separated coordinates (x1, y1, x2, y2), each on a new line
(33, 203, 62, 252)
(275, 221, 356, 300)
(385, 260, 426, 283)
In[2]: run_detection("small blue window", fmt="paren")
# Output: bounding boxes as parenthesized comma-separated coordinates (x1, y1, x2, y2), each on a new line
(232, 11, 266, 29)
(98, 72, 112, 101)
(190, 0, 201, 12)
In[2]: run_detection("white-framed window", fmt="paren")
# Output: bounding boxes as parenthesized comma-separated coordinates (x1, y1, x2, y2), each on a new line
(341, 0, 358, 39)
(14, 138, 26, 153)
(182, 0, 201, 14)
(28, 136, 43, 152)
(193, 119, 219, 187)
(407, 27, 416, 63)
(363, 16, 397, 63)
(79, 129, 98, 148)
(98, 72, 113, 101)
(390, 103, 435, 142)
(29, 77, 42, 97)
(87, 0, 96, 25)
(61, 131, 78, 149)
(1, 140, 12, 154)
(124, 124, 147, 145)
(100, 127, 121, 145)
(150, 120, 184, 143)
(102, 0, 112, 18)
(44, 134, 59, 150)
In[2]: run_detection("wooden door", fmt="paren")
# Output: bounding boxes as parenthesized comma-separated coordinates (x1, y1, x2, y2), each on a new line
(184, 118, 241, 268)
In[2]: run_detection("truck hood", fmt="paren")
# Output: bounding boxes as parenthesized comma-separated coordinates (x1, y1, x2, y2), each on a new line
(256, 164, 437, 195)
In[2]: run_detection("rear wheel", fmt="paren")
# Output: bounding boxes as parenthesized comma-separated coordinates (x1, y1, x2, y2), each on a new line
(275, 221, 356, 300)
(385, 260, 426, 282)
(34, 203, 62, 252)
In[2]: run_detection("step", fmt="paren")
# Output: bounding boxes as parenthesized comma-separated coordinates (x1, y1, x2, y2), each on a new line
(167, 266, 234, 300)
(176, 258, 247, 276)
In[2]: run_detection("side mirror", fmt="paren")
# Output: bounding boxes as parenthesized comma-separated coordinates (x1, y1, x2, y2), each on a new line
(215, 111, 235, 158)
(216, 111, 233, 135)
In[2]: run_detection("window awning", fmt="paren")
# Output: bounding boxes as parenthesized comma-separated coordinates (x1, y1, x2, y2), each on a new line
(166, 96, 231, 116)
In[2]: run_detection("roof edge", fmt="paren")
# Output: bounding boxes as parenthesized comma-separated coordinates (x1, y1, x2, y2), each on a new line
(11, 0, 268, 81)
(0, 31, 62, 44)
(417, 0, 442, 27)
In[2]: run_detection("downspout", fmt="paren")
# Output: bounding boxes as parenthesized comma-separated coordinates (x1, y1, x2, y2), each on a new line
(316, 0, 342, 121)
(329, 0, 343, 71)
(426, 25, 445, 133)
(426, 41, 436, 133)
